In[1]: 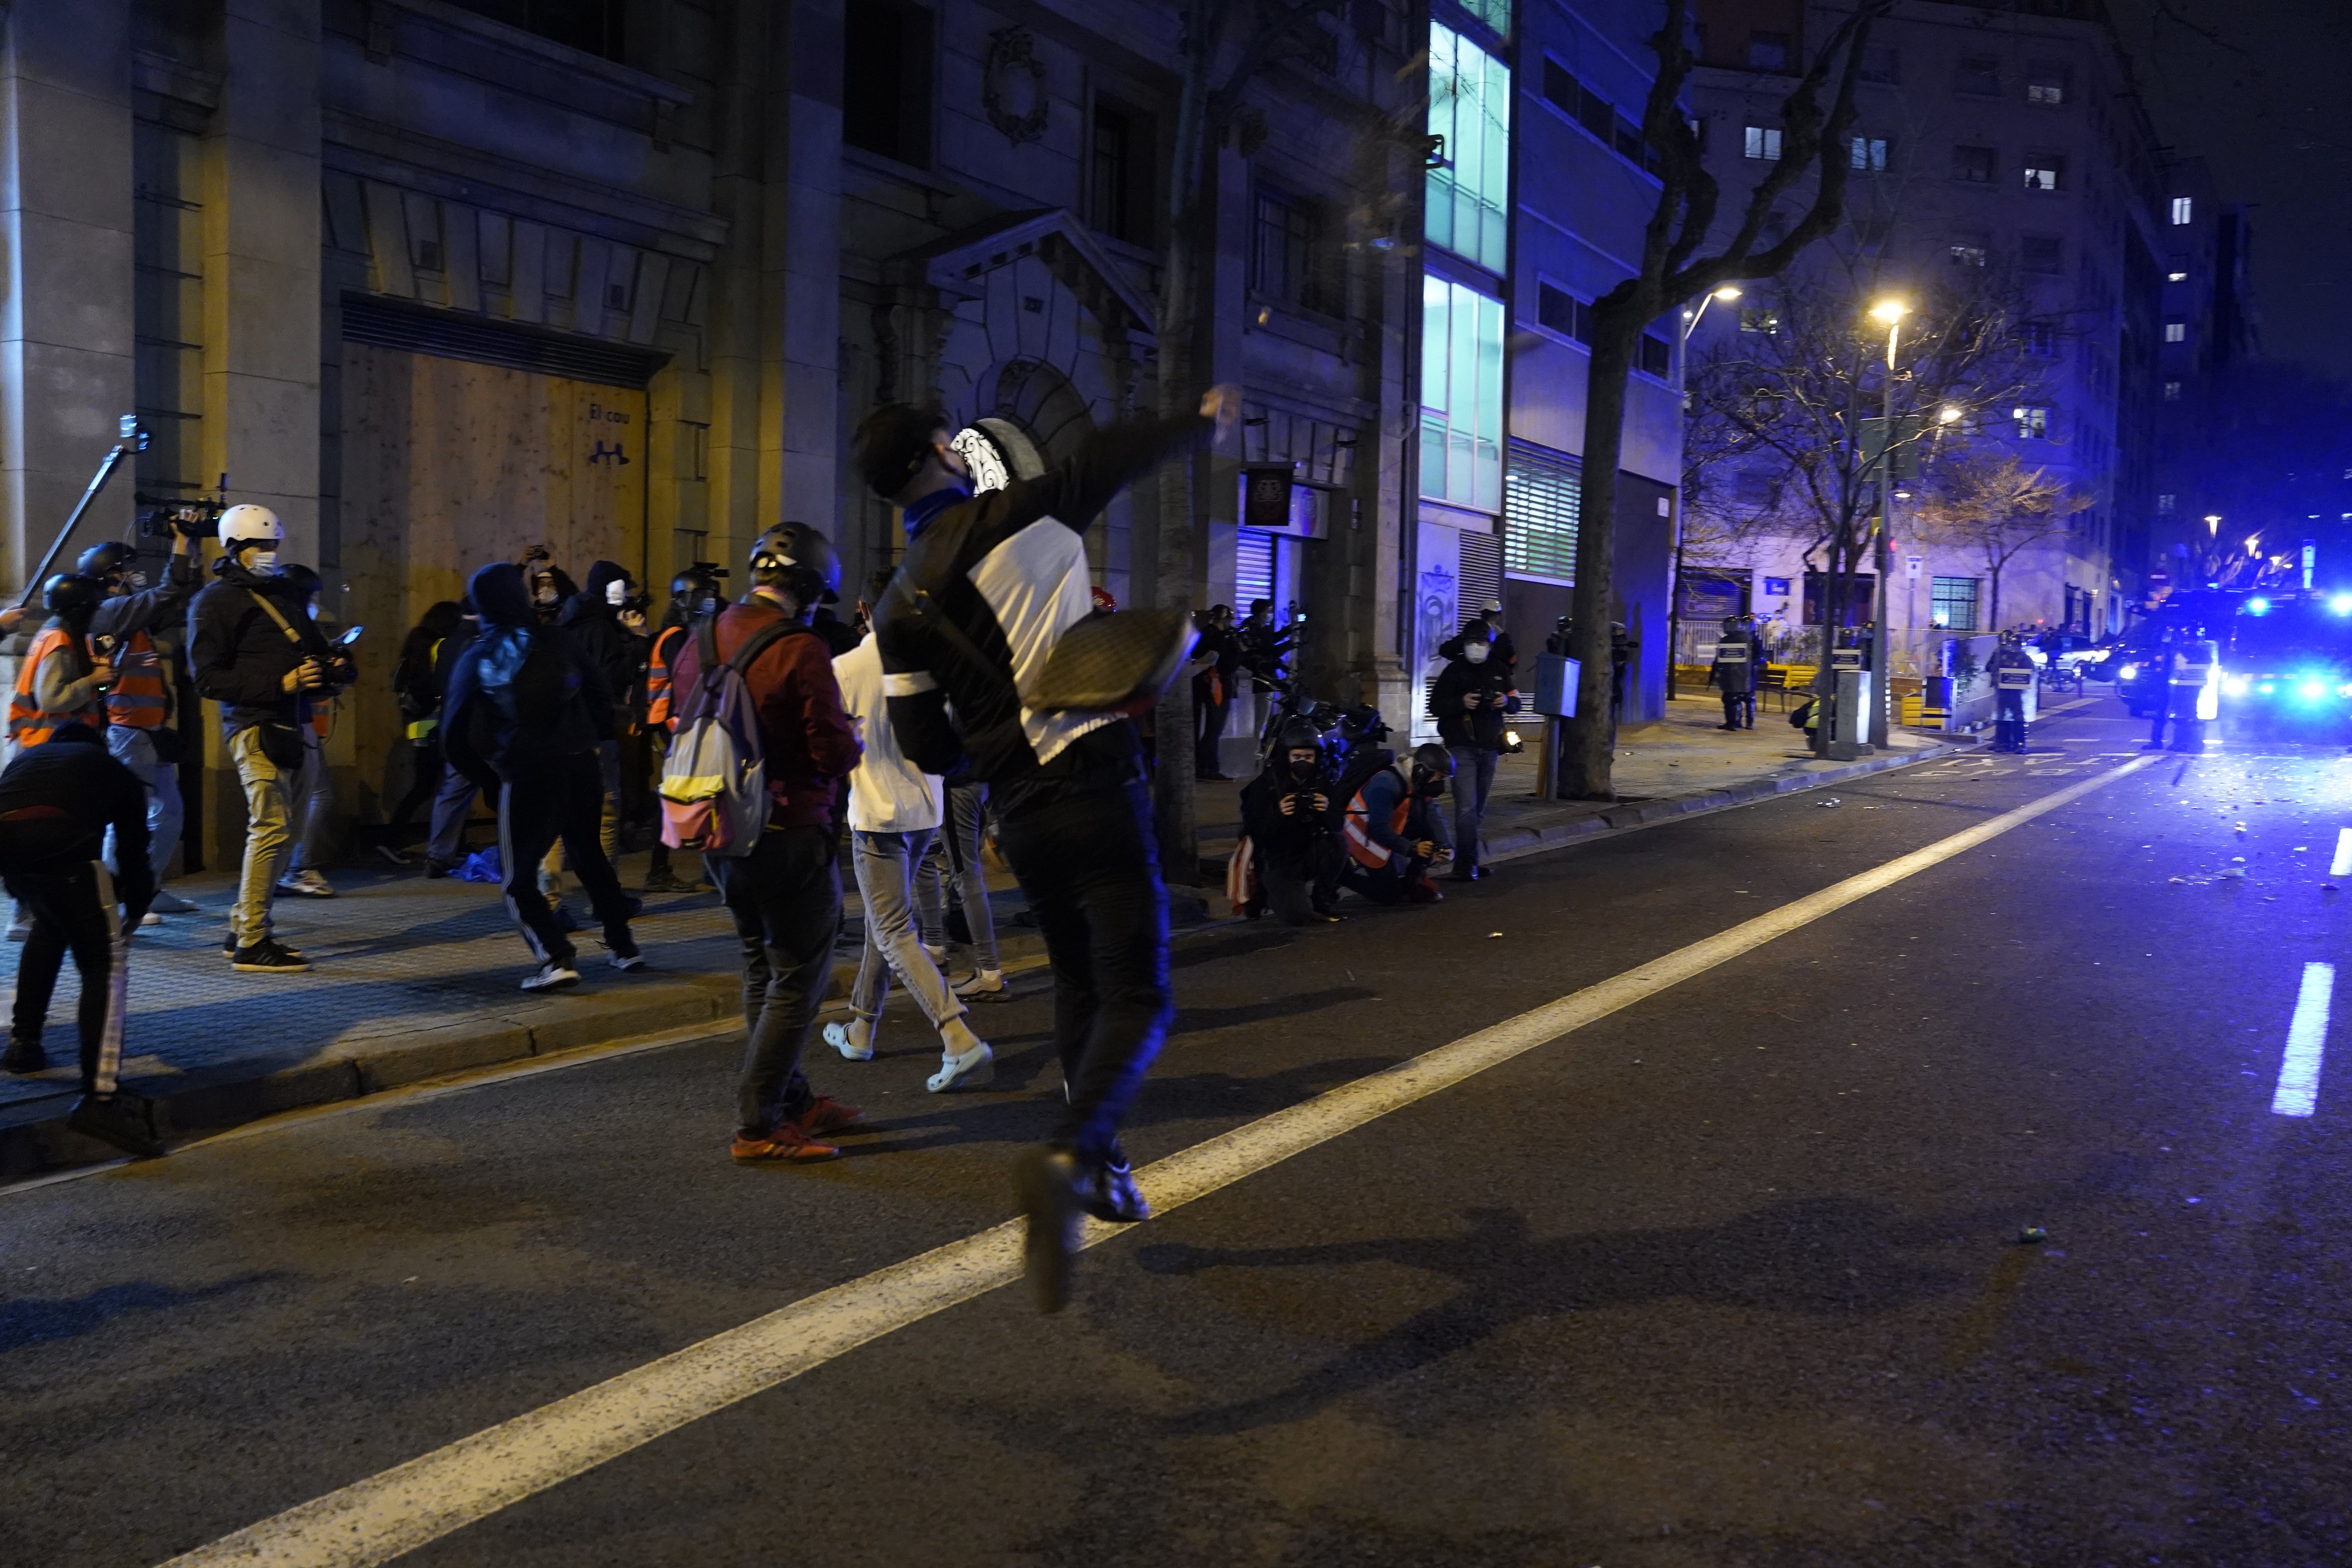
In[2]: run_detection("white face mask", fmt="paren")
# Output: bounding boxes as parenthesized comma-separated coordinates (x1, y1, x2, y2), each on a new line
(1463, 641, 1490, 664)
(249, 550, 279, 574)
(534, 583, 557, 605)
(605, 579, 630, 606)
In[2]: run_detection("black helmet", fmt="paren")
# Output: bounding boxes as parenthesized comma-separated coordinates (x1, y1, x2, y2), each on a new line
(748, 522, 841, 605)
(1409, 742, 1455, 794)
(76, 541, 139, 583)
(670, 564, 724, 604)
(1337, 705, 1391, 746)
(1275, 718, 1323, 756)
(280, 563, 323, 600)
(43, 572, 104, 623)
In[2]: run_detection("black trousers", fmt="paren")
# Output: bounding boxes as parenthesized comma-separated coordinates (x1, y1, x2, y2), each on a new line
(1719, 690, 1755, 728)
(1994, 690, 2028, 751)
(1259, 838, 1340, 925)
(496, 757, 635, 968)
(1193, 684, 1230, 776)
(7, 860, 129, 1096)
(996, 780, 1172, 1166)
(708, 824, 840, 1134)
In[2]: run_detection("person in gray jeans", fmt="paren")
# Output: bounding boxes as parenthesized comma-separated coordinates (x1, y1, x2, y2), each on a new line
(927, 774, 1004, 999)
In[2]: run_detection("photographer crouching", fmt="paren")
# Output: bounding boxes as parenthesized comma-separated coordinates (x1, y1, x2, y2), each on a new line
(1236, 719, 1342, 925)
(188, 506, 351, 973)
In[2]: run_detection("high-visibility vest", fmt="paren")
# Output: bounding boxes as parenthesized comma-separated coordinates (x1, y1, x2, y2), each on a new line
(8, 626, 99, 748)
(104, 627, 169, 729)
(646, 622, 688, 731)
(1341, 775, 1412, 869)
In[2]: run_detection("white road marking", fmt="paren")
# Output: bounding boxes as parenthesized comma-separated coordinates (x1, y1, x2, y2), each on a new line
(2272, 962, 2335, 1118)
(2332, 828, 2352, 879)
(158, 755, 2159, 1568)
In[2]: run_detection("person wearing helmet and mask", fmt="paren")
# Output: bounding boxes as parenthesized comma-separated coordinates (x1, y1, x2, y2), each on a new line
(639, 564, 725, 893)
(559, 560, 651, 864)
(71, 530, 203, 919)
(1986, 630, 2037, 754)
(855, 388, 1233, 1311)
(666, 523, 862, 1164)
(7, 575, 114, 759)
(1339, 742, 1454, 904)
(1428, 624, 1516, 882)
(189, 504, 339, 972)
(1709, 613, 1761, 731)
(1237, 718, 1341, 924)
(442, 561, 645, 992)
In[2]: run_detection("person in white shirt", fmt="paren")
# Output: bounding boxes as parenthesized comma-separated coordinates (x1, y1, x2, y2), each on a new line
(823, 598, 995, 1091)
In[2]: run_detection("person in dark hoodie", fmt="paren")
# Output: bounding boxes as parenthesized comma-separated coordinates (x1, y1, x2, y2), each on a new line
(1237, 718, 1341, 925)
(0, 722, 161, 1155)
(187, 505, 342, 974)
(559, 560, 649, 863)
(442, 562, 644, 991)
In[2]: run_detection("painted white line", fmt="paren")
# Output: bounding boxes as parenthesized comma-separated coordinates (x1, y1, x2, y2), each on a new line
(2272, 962, 2335, 1118)
(2331, 828, 2352, 879)
(158, 755, 2157, 1568)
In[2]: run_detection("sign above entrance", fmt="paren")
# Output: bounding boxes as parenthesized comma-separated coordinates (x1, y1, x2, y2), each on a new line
(1238, 463, 1329, 539)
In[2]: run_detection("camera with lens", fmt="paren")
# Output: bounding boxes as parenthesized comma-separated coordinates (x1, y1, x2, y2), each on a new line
(135, 495, 224, 541)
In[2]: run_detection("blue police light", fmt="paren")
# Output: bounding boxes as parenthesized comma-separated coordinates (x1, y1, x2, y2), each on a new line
(2247, 597, 2272, 615)
(2259, 682, 2275, 694)
(2299, 679, 2329, 701)
(2332, 594, 2352, 615)
(2225, 676, 2252, 697)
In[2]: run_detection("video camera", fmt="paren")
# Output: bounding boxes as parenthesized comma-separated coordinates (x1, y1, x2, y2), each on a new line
(135, 472, 229, 540)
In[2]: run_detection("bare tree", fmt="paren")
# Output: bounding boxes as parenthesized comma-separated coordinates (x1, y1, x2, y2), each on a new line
(1909, 450, 2091, 631)
(1556, 0, 1893, 798)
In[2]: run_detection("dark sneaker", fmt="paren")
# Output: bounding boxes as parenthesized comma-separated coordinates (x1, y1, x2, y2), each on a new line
(730, 1123, 840, 1163)
(793, 1095, 868, 1138)
(423, 858, 456, 879)
(67, 1093, 166, 1158)
(639, 867, 686, 893)
(231, 938, 311, 973)
(1074, 1157, 1151, 1224)
(1013, 1145, 1080, 1313)
(147, 889, 198, 915)
(1, 1035, 45, 1074)
(520, 961, 580, 992)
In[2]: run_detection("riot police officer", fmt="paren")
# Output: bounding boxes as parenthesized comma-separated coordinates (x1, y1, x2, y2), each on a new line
(1987, 630, 2036, 753)
(1710, 614, 1760, 730)
(2167, 623, 2217, 753)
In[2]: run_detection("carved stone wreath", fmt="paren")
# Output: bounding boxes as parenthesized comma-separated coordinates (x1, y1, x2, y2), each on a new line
(982, 28, 1050, 146)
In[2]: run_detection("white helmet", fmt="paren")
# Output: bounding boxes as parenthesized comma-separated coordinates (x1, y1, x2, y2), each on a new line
(217, 504, 284, 551)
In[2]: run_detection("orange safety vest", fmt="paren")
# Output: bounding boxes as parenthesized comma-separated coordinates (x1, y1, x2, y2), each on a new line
(1340, 775, 1412, 869)
(103, 627, 169, 729)
(646, 622, 688, 731)
(8, 626, 100, 748)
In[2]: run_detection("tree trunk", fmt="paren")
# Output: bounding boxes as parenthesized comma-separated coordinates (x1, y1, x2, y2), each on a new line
(1151, 209, 1203, 882)
(1562, 324, 1639, 798)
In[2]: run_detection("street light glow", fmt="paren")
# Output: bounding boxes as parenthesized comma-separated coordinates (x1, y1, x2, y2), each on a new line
(1712, 286, 1742, 301)
(1869, 299, 1908, 323)
(1938, 405, 1963, 423)
(2246, 534, 2263, 557)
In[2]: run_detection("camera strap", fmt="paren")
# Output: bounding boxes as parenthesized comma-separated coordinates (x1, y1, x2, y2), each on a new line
(246, 589, 305, 648)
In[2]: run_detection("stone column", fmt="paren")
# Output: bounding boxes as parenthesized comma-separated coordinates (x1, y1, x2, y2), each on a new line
(200, 0, 323, 558)
(0, 0, 137, 597)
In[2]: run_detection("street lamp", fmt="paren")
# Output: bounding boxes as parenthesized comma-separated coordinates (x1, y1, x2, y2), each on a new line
(1666, 285, 1746, 701)
(1863, 299, 1908, 750)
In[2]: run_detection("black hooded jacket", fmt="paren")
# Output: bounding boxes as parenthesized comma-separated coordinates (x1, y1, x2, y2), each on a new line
(1240, 749, 1334, 871)
(188, 560, 331, 737)
(558, 559, 647, 724)
(443, 563, 613, 787)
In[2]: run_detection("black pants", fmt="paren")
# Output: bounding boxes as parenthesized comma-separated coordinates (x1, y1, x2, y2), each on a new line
(996, 780, 1172, 1166)
(2167, 697, 2205, 753)
(1194, 681, 1229, 776)
(1259, 839, 1340, 926)
(496, 757, 636, 968)
(1339, 855, 1435, 904)
(708, 824, 840, 1134)
(1994, 690, 2028, 751)
(7, 860, 129, 1096)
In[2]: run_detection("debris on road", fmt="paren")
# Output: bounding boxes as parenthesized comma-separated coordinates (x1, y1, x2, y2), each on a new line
(2017, 1226, 2048, 1244)
(2220, 868, 2247, 880)
(1817, 798, 1841, 808)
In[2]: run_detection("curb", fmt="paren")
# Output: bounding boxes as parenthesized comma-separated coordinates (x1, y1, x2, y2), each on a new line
(1477, 737, 1979, 867)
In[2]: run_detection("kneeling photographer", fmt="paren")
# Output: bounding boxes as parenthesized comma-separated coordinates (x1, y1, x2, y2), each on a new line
(1237, 719, 1341, 925)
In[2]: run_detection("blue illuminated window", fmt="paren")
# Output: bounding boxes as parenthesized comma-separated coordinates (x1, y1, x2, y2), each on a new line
(1426, 24, 1511, 272)
(1421, 276, 1506, 510)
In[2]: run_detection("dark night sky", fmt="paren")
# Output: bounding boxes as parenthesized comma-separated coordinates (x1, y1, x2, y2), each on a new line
(2107, 0, 2352, 379)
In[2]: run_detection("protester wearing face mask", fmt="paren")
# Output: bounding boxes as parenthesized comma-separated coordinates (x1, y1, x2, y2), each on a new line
(518, 546, 576, 627)
(1236, 719, 1341, 925)
(1338, 742, 1454, 905)
(558, 561, 650, 863)
(188, 505, 333, 972)
(1428, 626, 1516, 882)
(71, 537, 203, 920)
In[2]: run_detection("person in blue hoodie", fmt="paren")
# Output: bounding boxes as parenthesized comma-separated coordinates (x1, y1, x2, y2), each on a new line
(442, 562, 643, 991)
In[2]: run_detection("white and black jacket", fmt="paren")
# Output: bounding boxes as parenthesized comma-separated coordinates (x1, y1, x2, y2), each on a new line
(876, 412, 1209, 819)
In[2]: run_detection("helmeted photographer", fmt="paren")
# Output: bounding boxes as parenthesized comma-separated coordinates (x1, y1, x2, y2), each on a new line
(858, 388, 1235, 1312)
(1236, 717, 1341, 925)
(666, 523, 862, 1163)
(442, 561, 644, 993)
(187, 505, 341, 973)
(5, 573, 115, 943)
(1338, 742, 1454, 906)
(640, 563, 725, 893)
(75, 533, 203, 917)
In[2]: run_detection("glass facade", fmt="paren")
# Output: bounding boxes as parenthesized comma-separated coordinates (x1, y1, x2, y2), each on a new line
(1425, 23, 1511, 273)
(1421, 276, 1506, 511)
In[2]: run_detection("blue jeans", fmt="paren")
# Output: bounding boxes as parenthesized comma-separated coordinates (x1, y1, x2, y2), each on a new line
(426, 758, 481, 866)
(1447, 745, 1498, 872)
(995, 780, 1171, 1165)
(103, 725, 181, 884)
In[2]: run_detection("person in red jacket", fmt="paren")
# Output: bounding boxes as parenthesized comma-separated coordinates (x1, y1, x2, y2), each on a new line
(668, 524, 863, 1162)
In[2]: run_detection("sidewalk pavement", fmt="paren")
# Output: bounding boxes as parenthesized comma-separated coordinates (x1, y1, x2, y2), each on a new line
(1, 699, 1969, 1176)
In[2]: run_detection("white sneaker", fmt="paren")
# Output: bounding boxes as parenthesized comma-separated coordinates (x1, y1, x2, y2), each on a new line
(277, 868, 335, 898)
(823, 1020, 874, 1061)
(520, 962, 580, 992)
(952, 968, 1008, 1001)
(140, 912, 163, 928)
(926, 1041, 994, 1093)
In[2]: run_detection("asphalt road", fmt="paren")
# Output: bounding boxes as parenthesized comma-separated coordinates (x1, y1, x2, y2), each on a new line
(5, 703, 2348, 1567)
